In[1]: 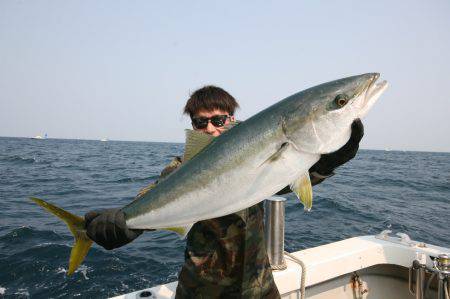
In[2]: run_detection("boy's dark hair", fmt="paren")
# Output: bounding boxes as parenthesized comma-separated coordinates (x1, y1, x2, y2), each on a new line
(184, 85, 239, 118)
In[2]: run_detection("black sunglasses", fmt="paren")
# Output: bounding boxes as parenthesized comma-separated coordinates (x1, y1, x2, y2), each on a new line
(191, 115, 230, 129)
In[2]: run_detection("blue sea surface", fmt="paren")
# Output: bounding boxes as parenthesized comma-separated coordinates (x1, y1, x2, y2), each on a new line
(0, 137, 449, 298)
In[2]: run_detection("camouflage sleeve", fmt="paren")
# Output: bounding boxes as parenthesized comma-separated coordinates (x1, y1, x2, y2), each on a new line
(136, 156, 183, 198)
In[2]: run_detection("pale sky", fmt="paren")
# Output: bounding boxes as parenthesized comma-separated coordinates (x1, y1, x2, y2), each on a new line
(1, 0, 449, 152)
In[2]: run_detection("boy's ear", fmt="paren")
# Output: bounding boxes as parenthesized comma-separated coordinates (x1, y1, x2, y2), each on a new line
(230, 115, 236, 122)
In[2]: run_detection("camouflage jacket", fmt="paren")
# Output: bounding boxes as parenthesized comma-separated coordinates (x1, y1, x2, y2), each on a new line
(141, 157, 280, 299)
(176, 202, 280, 299)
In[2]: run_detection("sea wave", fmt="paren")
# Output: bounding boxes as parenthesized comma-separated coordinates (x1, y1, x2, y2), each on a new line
(0, 138, 449, 297)
(110, 175, 159, 184)
(1, 155, 39, 164)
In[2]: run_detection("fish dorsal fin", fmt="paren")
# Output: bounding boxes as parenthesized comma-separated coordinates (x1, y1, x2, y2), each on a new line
(183, 121, 240, 161)
(183, 130, 215, 161)
(290, 172, 313, 211)
(162, 223, 194, 239)
(222, 120, 241, 131)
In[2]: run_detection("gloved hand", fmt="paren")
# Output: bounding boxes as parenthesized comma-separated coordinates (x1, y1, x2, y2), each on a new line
(276, 119, 364, 194)
(85, 209, 143, 250)
(309, 119, 364, 184)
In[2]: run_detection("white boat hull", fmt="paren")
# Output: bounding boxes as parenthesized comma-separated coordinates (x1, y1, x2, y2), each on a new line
(111, 233, 449, 299)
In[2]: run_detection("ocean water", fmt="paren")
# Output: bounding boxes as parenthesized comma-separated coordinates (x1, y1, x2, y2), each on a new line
(0, 137, 449, 298)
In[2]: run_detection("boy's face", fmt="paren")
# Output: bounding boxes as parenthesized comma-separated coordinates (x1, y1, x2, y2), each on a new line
(192, 109, 235, 137)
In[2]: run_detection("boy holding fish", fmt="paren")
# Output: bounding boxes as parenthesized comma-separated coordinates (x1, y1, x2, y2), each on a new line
(85, 86, 364, 298)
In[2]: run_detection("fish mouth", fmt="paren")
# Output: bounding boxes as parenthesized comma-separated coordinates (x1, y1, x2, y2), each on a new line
(366, 73, 387, 98)
(359, 73, 388, 118)
(367, 73, 380, 91)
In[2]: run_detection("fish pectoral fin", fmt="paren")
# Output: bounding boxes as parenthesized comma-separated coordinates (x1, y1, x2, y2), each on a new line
(30, 197, 93, 275)
(259, 142, 290, 167)
(290, 172, 313, 211)
(162, 223, 194, 239)
(183, 129, 215, 161)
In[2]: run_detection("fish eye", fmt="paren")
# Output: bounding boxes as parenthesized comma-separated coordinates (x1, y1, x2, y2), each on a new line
(334, 94, 349, 107)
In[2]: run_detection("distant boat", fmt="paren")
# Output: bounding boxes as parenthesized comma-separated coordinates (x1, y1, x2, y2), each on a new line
(31, 133, 47, 140)
(100, 138, 108, 142)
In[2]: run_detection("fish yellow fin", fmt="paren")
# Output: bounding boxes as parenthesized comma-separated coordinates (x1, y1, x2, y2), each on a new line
(290, 172, 313, 211)
(183, 130, 215, 161)
(30, 197, 93, 275)
(162, 224, 193, 239)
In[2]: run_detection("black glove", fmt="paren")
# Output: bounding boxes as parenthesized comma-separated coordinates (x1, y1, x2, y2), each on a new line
(85, 209, 143, 250)
(309, 118, 364, 184)
(276, 119, 364, 194)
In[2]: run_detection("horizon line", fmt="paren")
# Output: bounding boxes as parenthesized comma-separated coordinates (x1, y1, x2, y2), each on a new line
(1, 135, 449, 154)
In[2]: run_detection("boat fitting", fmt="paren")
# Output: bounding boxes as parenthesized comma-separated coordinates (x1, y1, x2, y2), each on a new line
(264, 196, 287, 270)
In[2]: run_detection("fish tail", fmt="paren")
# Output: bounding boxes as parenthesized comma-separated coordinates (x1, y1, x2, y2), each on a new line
(30, 197, 93, 275)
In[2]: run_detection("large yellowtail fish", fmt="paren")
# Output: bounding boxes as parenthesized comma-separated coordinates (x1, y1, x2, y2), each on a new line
(32, 73, 388, 275)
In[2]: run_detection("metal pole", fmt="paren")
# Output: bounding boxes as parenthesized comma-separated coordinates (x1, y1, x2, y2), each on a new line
(415, 260, 426, 299)
(437, 278, 446, 299)
(436, 254, 450, 299)
(264, 196, 287, 270)
(409, 260, 425, 299)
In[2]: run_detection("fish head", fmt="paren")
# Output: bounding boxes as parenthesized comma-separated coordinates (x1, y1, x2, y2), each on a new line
(285, 73, 388, 154)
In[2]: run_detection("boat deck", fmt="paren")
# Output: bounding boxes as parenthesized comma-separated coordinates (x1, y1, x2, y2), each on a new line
(111, 233, 449, 299)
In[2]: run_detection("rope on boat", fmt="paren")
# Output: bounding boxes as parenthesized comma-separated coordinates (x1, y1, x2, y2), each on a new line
(271, 261, 287, 271)
(284, 251, 306, 299)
